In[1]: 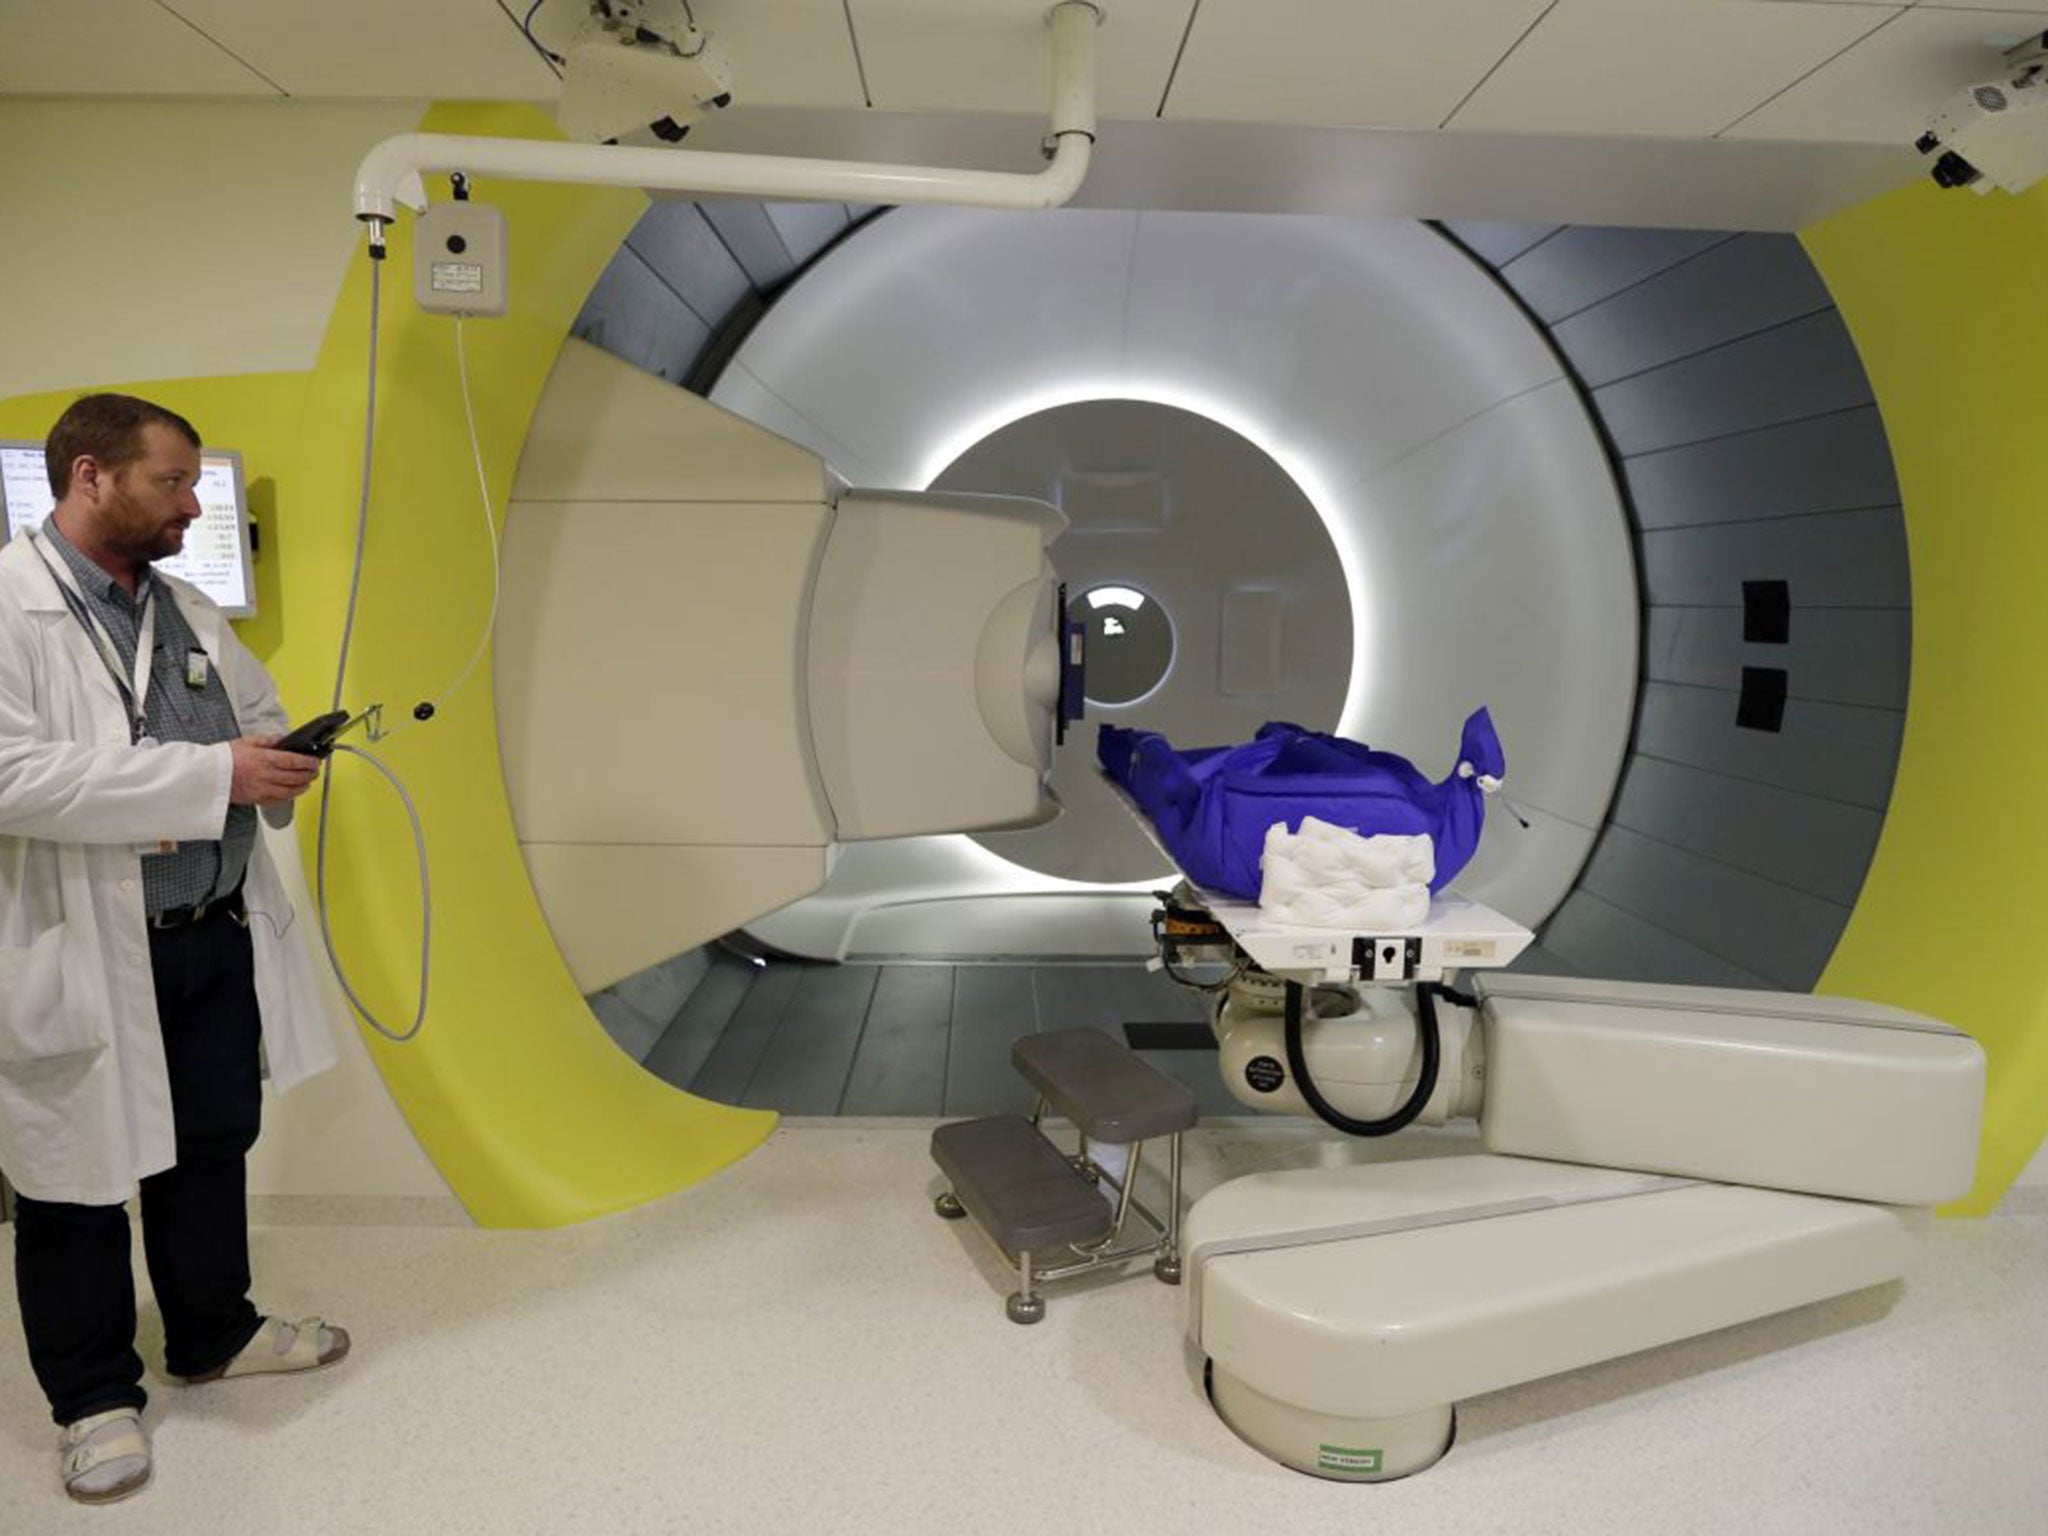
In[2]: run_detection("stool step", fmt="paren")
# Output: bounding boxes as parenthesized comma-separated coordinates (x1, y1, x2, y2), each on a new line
(931, 1115, 1111, 1257)
(1012, 1027, 1199, 1143)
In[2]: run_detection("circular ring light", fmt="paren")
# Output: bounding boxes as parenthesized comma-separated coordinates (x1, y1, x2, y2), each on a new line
(714, 208, 1638, 951)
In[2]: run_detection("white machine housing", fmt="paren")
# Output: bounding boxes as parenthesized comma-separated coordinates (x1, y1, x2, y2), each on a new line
(1186, 970, 1981, 1481)
(1213, 979, 1484, 1127)
(1474, 973, 1985, 1206)
(496, 341, 1066, 990)
(1212, 970, 1985, 1206)
(1187, 1155, 1927, 1482)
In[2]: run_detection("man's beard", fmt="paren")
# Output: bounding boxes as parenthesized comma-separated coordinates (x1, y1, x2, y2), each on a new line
(102, 486, 185, 563)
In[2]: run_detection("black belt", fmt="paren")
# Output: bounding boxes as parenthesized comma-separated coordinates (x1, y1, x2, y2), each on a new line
(147, 886, 245, 931)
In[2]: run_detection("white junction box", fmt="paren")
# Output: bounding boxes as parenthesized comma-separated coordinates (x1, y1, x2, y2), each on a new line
(415, 200, 508, 318)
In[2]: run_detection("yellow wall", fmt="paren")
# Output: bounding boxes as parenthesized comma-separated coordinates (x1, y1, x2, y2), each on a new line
(0, 99, 420, 401)
(3, 101, 776, 1225)
(1804, 180, 2048, 1214)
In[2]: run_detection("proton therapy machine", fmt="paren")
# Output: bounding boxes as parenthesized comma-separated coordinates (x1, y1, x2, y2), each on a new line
(354, 2, 1984, 1484)
(407, 218, 1984, 1501)
(501, 334, 1984, 1490)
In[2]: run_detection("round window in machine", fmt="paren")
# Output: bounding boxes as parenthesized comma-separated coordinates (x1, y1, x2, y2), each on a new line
(1071, 584, 1175, 706)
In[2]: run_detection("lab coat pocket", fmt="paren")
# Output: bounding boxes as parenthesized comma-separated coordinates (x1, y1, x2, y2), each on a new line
(0, 925, 103, 1064)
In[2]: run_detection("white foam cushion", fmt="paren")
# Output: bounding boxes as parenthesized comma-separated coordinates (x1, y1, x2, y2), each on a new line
(1259, 817, 1432, 930)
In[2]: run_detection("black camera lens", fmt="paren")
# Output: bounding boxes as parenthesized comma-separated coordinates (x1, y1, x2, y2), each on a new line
(1931, 150, 1981, 189)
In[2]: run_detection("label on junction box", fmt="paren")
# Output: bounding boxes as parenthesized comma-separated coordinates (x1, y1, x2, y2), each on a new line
(431, 262, 484, 294)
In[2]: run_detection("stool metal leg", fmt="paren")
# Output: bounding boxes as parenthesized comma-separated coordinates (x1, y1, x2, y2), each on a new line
(1007, 1250, 1047, 1325)
(1154, 1133, 1184, 1285)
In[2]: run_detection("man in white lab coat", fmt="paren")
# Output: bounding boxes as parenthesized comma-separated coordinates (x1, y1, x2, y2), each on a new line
(0, 394, 350, 1505)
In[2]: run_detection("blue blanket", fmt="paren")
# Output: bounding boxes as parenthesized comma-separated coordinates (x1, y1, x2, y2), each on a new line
(1098, 709, 1504, 901)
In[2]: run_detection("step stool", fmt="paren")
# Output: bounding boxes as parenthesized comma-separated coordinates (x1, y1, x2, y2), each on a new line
(931, 1026, 1199, 1323)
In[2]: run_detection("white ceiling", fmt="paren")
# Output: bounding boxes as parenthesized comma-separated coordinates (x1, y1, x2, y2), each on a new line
(1, 0, 2040, 147)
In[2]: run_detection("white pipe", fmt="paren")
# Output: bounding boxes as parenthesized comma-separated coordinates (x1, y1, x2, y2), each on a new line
(354, 1, 1102, 225)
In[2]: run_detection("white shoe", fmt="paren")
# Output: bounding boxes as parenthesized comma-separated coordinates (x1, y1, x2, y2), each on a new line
(182, 1315, 351, 1382)
(60, 1407, 151, 1505)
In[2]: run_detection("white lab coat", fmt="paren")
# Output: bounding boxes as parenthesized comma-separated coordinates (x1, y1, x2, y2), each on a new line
(0, 534, 339, 1205)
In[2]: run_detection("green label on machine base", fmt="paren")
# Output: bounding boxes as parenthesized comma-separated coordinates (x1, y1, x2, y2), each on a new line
(1318, 1444, 1384, 1475)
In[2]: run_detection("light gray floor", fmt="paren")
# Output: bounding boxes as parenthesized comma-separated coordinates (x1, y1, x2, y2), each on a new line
(2, 1122, 2045, 1534)
(643, 958, 1245, 1121)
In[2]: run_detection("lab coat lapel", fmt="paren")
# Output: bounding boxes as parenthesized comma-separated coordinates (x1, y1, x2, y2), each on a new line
(0, 537, 130, 741)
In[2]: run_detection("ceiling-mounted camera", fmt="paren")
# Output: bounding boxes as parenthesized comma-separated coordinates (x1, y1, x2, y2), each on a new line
(537, 0, 736, 147)
(1915, 32, 2048, 195)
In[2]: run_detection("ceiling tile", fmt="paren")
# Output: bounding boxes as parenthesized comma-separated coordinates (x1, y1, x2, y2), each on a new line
(1450, 0, 1901, 138)
(1727, 5, 2048, 141)
(664, 0, 866, 110)
(850, 0, 1193, 118)
(0, 1, 279, 96)
(161, 0, 560, 99)
(1166, 0, 1553, 129)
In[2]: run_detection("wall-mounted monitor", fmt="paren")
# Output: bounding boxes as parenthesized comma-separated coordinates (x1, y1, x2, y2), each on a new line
(0, 438, 258, 618)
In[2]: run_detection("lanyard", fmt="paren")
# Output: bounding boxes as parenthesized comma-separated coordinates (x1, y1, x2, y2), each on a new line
(28, 530, 158, 745)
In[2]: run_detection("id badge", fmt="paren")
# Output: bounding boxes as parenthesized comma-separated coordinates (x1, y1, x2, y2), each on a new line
(185, 649, 210, 689)
(137, 840, 177, 857)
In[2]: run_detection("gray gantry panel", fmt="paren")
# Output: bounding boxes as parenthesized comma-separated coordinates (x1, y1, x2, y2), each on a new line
(1637, 506, 1909, 609)
(1576, 825, 1852, 990)
(1502, 943, 1586, 977)
(763, 202, 852, 266)
(838, 965, 955, 1116)
(699, 203, 799, 290)
(643, 953, 758, 1091)
(1031, 965, 1141, 1037)
(739, 963, 881, 1113)
(1500, 226, 1733, 325)
(1593, 309, 1878, 456)
(587, 990, 670, 1064)
(1624, 406, 1899, 530)
(1444, 221, 1909, 993)
(1608, 755, 1884, 908)
(945, 967, 1042, 1118)
(1538, 889, 1776, 989)
(688, 960, 805, 1104)
(626, 201, 754, 328)
(1439, 221, 1562, 268)
(1644, 607, 1911, 711)
(573, 201, 874, 397)
(589, 945, 713, 1063)
(1634, 681, 1904, 810)
(1551, 233, 1835, 386)
(572, 248, 713, 387)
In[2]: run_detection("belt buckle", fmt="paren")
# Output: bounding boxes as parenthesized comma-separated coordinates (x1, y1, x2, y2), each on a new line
(150, 898, 206, 930)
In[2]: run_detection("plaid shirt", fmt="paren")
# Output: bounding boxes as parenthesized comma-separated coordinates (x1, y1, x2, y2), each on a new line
(40, 519, 253, 914)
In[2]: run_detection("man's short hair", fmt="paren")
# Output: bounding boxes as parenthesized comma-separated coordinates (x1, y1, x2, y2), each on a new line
(45, 394, 202, 499)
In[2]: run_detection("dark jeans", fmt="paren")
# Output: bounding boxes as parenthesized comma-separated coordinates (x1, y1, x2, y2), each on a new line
(11, 905, 265, 1425)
